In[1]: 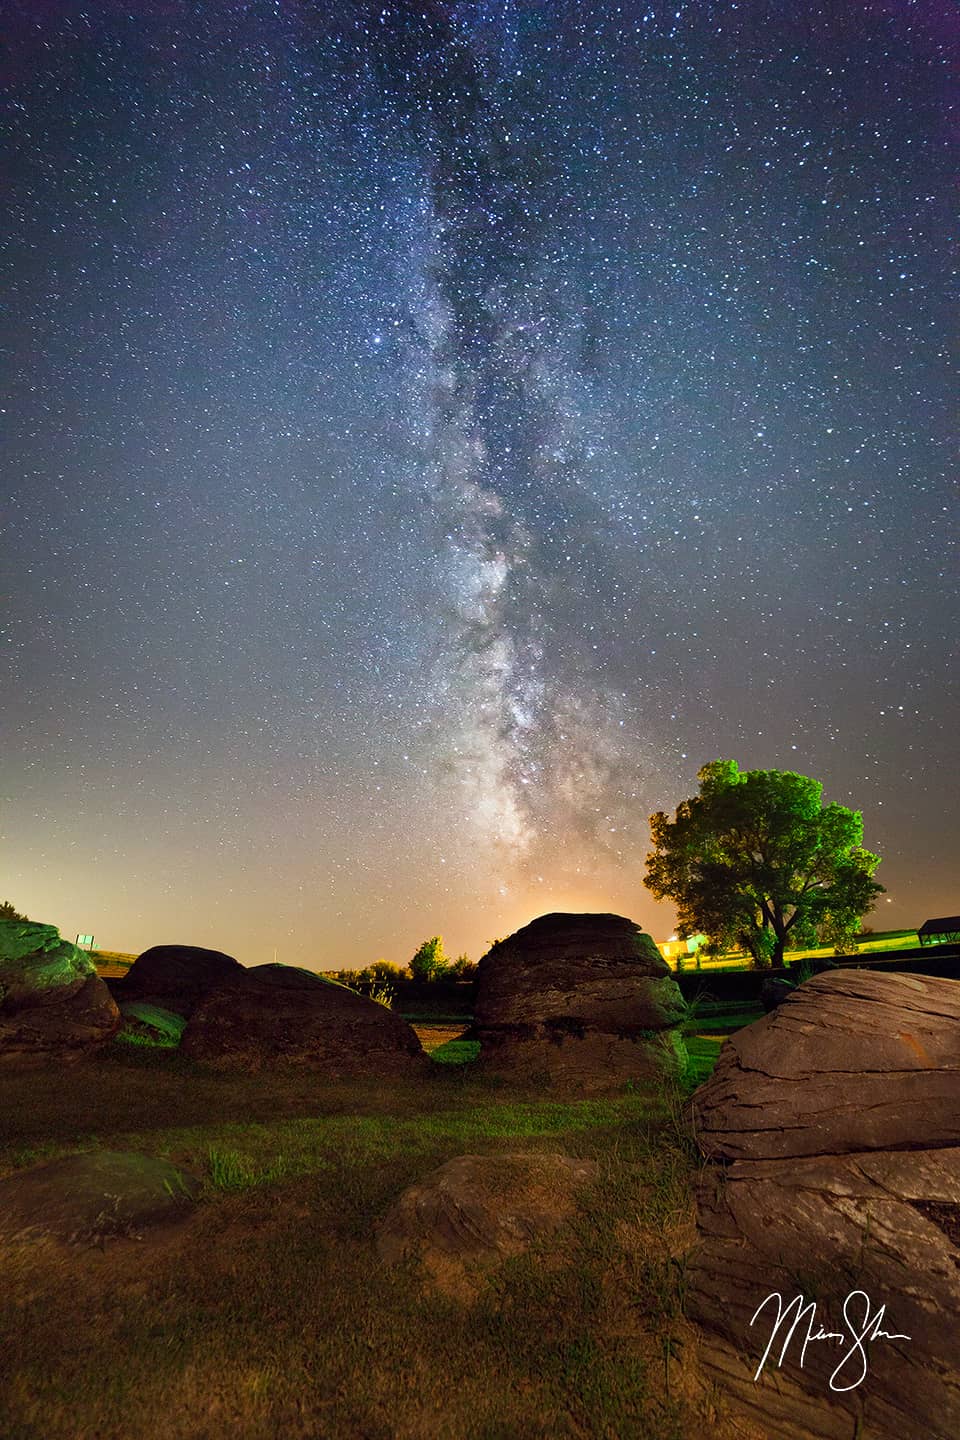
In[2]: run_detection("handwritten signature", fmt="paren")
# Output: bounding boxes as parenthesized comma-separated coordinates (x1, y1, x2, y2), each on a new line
(750, 1290, 911, 1392)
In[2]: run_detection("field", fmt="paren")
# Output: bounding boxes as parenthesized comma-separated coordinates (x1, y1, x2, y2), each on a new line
(0, 1010, 760, 1440)
(89, 950, 138, 978)
(668, 930, 924, 972)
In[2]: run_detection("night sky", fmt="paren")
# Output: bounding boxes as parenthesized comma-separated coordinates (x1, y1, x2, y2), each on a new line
(4, 1, 956, 969)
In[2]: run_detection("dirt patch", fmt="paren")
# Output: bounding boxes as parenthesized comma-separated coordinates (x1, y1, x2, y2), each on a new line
(412, 1023, 468, 1052)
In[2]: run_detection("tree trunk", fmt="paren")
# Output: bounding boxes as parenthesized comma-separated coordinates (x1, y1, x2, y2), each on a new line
(744, 934, 772, 969)
(769, 907, 789, 969)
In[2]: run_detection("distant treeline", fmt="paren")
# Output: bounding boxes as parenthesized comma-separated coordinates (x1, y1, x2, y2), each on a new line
(319, 959, 478, 1014)
(321, 937, 481, 996)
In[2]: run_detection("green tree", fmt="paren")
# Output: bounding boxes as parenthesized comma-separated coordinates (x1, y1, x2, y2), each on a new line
(448, 953, 476, 979)
(644, 760, 883, 969)
(0, 900, 29, 921)
(409, 935, 449, 981)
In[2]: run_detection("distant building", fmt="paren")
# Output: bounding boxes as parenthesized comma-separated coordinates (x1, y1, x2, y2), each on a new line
(657, 934, 707, 963)
(918, 916, 960, 945)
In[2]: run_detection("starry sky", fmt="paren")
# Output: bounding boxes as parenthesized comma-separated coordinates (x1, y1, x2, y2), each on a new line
(3, 1, 957, 969)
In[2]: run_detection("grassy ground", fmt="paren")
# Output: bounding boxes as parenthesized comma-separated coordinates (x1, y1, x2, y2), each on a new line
(0, 1034, 763, 1440)
(668, 930, 924, 973)
(90, 950, 137, 977)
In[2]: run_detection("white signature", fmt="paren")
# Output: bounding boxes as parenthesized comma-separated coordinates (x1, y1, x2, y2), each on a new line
(750, 1290, 911, 1392)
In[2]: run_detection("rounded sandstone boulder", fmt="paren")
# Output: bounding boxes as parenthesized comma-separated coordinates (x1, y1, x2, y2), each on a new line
(475, 911, 687, 1092)
(115, 944, 244, 1018)
(180, 964, 427, 1075)
(687, 1145, 960, 1440)
(689, 969, 960, 1161)
(686, 969, 960, 1440)
(0, 919, 119, 1064)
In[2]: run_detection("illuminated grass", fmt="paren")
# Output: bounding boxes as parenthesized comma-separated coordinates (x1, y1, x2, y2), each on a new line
(682, 1035, 726, 1087)
(114, 1028, 174, 1048)
(0, 1047, 744, 1440)
(205, 1145, 297, 1193)
(428, 1038, 481, 1064)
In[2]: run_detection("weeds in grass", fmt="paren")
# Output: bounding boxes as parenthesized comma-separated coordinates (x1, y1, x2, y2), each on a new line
(662, 1331, 685, 1396)
(205, 1146, 295, 1193)
(161, 1172, 197, 1201)
(678, 990, 710, 1031)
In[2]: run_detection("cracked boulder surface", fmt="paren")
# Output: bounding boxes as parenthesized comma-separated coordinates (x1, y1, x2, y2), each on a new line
(474, 911, 687, 1093)
(690, 969, 960, 1161)
(685, 970, 960, 1440)
(0, 919, 120, 1064)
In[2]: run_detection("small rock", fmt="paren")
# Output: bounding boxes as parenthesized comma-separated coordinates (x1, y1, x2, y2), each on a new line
(0, 1150, 201, 1243)
(376, 1151, 597, 1298)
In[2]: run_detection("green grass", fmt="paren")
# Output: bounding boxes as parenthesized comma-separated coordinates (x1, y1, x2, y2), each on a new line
(205, 1145, 298, 1193)
(683, 1006, 763, 1035)
(682, 1036, 726, 1087)
(114, 1028, 173, 1048)
(429, 1038, 481, 1065)
(116, 1002, 186, 1048)
(0, 1042, 744, 1440)
(675, 998, 764, 1087)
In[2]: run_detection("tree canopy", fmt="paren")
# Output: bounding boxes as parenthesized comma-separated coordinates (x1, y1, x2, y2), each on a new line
(409, 935, 449, 981)
(644, 760, 883, 968)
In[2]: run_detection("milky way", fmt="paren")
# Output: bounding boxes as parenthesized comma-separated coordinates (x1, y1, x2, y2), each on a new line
(370, 3, 655, 878)
(4, 1, 956, 965)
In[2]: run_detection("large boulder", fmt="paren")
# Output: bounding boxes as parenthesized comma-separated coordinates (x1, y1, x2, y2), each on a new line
(180, 964, 427, 1075)
(690, 969, 960, 1160)
(376, 1151, 597, 1299)
(115, 944, 243, 1018)
(475, 912, 687, 1092)
(0, 920, 119, 1064)
(0, 1150, 201, 1243)
(686, 971, 960, 1440)
(690, 1147, 960, 1440)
